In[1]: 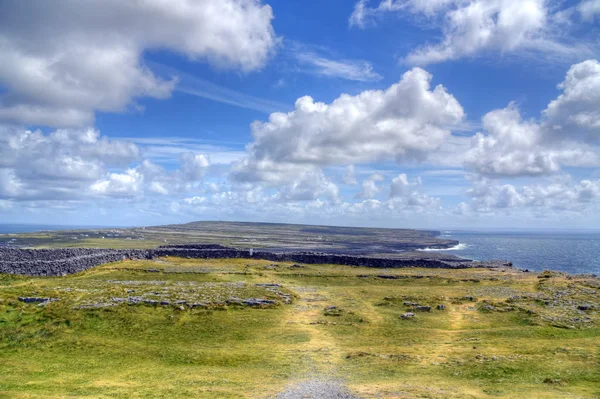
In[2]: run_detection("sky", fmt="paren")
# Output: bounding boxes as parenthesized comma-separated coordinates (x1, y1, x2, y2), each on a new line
(0, 0, 599, 229)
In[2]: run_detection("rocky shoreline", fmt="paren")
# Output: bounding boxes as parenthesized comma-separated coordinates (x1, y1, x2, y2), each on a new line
(0, 244, 512, 277)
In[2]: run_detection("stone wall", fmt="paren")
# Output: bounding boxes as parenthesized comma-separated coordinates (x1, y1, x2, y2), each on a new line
(0, 244, 504, 277)
(0, 248, 150, 276)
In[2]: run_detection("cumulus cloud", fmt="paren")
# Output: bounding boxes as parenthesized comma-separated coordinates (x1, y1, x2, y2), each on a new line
(91, 170, 144, 198)
(465, 104, 597, 177)
(351, 0, 587, 66)
(175, 178, 442, 225)
(389, 173, 439, 207)
(356, 173, 385, 199)
(180, 153, 210, 181)
(276, 170, 340, 203)
(466, 176, 600, 212)
(0, 0, 278, 127)
(544, 59, 600, 142)
(233, 67, 464, 184)
(466, 60, 600, 178)
(0, 127, 139, 177)
(0, 125, 141, 200)
(0, 124, 218, 201)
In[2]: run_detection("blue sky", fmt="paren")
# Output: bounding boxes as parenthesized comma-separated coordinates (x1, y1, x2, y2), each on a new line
(0, 0, 599, 229)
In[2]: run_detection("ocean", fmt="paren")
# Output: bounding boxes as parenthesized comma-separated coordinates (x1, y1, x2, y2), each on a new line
(0, 224, 111, 234)
(433, 230, 600, 275)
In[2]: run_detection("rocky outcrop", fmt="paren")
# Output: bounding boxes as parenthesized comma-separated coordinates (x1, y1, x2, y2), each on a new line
(0, 244, 512, 277)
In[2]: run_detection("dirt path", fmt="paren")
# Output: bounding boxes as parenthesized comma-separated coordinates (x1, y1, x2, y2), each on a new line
(273, 378, 359, 399)
(274, 284, 359, 397)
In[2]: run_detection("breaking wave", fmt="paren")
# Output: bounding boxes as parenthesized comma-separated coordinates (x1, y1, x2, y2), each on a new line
(418, 243, 468, 252)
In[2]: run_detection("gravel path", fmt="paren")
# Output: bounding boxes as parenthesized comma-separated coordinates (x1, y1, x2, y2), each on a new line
(273, 379, 359, 399)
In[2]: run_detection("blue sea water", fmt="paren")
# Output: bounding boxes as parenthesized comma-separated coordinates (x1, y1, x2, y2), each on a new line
(435, 230, 600, 275)
(0, 224, 110, 234)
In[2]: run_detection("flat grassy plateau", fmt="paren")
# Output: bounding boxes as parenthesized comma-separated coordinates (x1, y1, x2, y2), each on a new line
(1, 258, 599, 398)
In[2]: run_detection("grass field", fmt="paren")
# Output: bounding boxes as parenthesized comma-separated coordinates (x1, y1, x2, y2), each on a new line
(1, 258, 599, 398)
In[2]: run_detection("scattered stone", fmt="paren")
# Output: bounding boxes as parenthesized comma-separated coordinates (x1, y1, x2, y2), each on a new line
(18, 297, 53, 304)
(324, 306, 343, 316)
(376, 275, 402, 279)
(401, 312, 415, 319)
(578, 305, 594, 311)
(243, 298, 276, 307)
(436, 304, 446, 310)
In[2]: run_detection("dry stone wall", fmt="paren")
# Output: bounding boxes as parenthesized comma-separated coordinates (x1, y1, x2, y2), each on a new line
(0, 244, 507, 277)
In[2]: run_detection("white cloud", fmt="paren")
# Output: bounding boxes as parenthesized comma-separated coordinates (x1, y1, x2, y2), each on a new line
(466, 176, 600, 212)
(579, 0, 600, 21)
(465, 104, 597, 177)
(0, 169, 22, 198)
(0, 127, 139, 176)
(0, 125, 141, 200)
(293, 50, 382, 82)
(174, 180, 443, 226)
(389, 173, 439, 207)
(350, 0, 455, 27)
(466, 60, 600, 178)
(180, 153, 210, 181)
(389, 173, 411, 198)
(342, 165, 358, 185)
(149, 182, 170, 196)
(544, 59, 600, 142)
(123, 137, 246, 166)
(0, 0, 278, 127)
(0, 125, 220, 201)
(356, 173, 384, 199)
(151, 62, 289, 114)
(233, 67, 464, 184)
(351, 0, 588, 66)
(276, 170, 340, 203)
(91, 170, 144, 198)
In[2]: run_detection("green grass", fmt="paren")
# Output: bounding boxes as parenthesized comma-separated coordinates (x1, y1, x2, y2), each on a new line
(1, 258, 599, 398)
